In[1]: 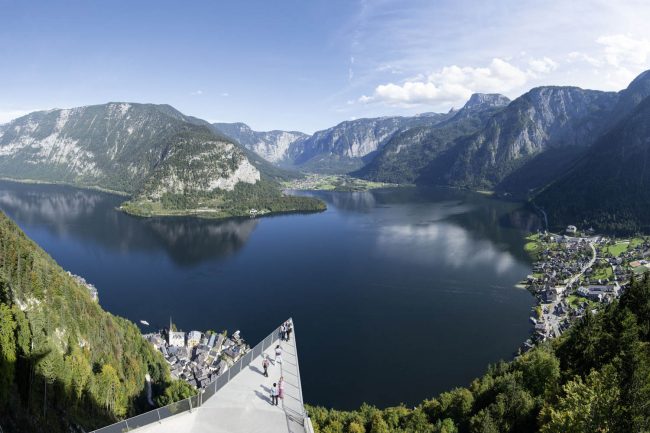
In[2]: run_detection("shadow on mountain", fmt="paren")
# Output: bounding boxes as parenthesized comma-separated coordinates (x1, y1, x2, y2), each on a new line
(1, 349, 153, 433)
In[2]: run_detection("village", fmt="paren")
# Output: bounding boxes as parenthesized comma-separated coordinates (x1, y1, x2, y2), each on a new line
(143, 321, 250, 389)
(522, 225, 650, 350)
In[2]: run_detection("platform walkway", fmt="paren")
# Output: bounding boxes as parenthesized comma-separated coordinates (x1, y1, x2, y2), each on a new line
(130, 322, 309, 433)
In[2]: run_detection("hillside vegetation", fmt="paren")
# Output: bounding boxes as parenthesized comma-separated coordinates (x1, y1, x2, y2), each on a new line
(0, 211, 194, 433)
(308, 275, 650, 433)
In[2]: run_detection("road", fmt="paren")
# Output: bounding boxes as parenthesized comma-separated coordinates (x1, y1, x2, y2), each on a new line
(541, 240, 596, 338)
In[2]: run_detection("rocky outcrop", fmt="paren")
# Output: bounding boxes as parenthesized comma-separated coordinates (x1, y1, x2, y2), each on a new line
(211, 122, 308, 164)
(426, 86, 618, 190)
(0, 103, 262, 196)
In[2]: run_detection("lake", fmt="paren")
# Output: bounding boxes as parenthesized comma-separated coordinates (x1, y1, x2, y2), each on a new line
(0, 180, 540, 410)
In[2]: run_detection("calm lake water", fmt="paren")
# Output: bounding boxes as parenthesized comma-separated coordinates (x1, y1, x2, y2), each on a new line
(0, 181, 540, 409)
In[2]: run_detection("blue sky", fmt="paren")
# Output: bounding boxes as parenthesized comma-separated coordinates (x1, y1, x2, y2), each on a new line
(2, 0, 650, 132)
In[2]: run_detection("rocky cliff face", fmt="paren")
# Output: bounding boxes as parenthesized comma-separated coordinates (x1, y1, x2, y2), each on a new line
(534, 73, 650, 232)
(357, 94, 508, 183)
(289, 113, 450, 173)
(458, 93, 511, 115)
(427, 87, 618, 190)
(0, 103, 261, 197)
(211, 122, 308, 164)
(214, 114, 451, 174)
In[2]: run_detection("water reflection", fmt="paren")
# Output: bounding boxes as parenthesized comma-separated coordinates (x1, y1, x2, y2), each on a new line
(377, 222, 517, 275)
(0, 180, 541, 409)
(0, 182, 259, 266)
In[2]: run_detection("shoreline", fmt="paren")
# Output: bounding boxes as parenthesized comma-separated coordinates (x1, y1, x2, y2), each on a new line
(0, 176, 327, 221)
(518, 230, 649, 352)
(118, 203, 327, 221)
(0, 176, 131, 197)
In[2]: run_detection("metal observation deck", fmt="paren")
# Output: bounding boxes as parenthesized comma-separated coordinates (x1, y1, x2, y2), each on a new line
(92, 319, 313, 433)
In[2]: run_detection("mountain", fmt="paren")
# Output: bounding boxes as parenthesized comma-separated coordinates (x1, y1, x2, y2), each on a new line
(210, 122, 308, 165)
(0, 103, 324, 218)
(0, 211, 194, 432)
(422, 86, 618, 193)
(534, 93, 650, 233)
(356, 94, 509, 183)
(457, 93, 511, 115)
(607, 70, 650, 126)
(211, 114, 454, 175)
(290, 113, 452, 173)
(0, 103, 257, 194)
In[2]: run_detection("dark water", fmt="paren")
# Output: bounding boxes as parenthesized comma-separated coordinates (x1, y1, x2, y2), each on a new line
(0, 181, 540, 409)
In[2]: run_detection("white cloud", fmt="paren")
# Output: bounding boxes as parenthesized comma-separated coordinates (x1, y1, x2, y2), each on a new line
(359, 58, 533, 106)
(221, 92, 229, 97)
(528, 57, 558, 74)
(566, 51, 602, 67)
(597, 34, 650, 67)
(563, 34, 650, 89)
(190, 90, 203, 96)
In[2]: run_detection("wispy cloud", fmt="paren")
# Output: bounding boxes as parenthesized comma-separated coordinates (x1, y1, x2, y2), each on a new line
(343, 1, 650, 115)
(565, 33, 650, 88)
(190, 90, 203, 96)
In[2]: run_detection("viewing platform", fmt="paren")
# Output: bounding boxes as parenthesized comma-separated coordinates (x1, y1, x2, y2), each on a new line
(92, 319, 311, 433)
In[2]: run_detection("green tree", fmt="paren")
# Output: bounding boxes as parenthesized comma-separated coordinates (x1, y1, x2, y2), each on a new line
(515, 345, 560, 396)
(434, 418, 457, 433)
(0, 303, 17, 405)
(95, 364, 123, 416)
(539, 365, 621, 433)
(347, 421, 366, 433)
(154, 379, 197, 406)
(369, 412, 390, 433)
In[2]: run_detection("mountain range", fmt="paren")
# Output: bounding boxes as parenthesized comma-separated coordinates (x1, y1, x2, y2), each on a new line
(2, 70, 650, 230)
(0, 103, 324, 218)
(212, 70, 650, 232)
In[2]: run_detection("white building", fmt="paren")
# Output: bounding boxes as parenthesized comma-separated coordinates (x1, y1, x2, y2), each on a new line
(168, 331, 186, 347)
(187, 330, 202, 348)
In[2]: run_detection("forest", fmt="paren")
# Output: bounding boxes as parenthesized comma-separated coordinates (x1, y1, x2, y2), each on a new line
(0, 211, 194, 432)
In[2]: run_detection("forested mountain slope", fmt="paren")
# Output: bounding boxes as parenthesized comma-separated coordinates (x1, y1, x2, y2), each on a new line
(357, 94, 509, 183)
(0, 211, 194, 433)
(423, 87, 618, 192)
(534, 95, 650, 233)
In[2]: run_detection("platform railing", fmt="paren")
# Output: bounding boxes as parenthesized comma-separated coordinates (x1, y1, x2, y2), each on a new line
(90, 321, 286, 433)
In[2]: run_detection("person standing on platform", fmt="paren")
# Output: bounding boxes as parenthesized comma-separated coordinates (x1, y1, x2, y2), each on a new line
(262, 356, 269, 377)
(280, 323, 286, 341)
(278, 376, 285, 400)
(271, 383, 279, 406)
(286, 322, 293, 341)
(274, 345, 282, 364)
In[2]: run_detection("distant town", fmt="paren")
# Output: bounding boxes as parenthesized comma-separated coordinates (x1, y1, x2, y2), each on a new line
(143, 321, 250, 389)
(522, 225, 650, 349)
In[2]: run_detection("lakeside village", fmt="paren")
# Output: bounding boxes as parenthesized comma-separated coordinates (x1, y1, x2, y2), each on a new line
(143, 320, 250, 389)
(67, 270, 252, 391)
(521, 225, 650, 351)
